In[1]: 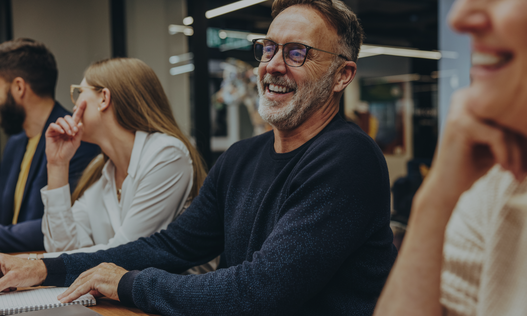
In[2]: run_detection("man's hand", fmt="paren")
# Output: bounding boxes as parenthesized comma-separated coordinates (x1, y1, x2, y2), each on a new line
(57, 263, 128, 303)
(0, 254, 48, 291)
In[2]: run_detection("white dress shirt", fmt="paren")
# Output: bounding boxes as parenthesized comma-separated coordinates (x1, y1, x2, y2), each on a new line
(41, 131, 193, 258)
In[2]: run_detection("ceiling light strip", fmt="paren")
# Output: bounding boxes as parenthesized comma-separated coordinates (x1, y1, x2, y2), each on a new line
(170, 64, 195, 76)
(206, 0, 267, 19)
(166, 25, 453, 62)
(360, 45, 442, 60)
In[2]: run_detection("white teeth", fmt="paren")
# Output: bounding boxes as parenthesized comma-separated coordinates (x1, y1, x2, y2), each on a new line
(268, 84, 291, 93)
(471, 52, 504, 66)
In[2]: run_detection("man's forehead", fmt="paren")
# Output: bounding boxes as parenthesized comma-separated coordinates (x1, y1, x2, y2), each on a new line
(267, 5, 337, 46)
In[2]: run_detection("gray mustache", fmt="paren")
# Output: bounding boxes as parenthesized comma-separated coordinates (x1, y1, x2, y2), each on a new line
(261, 74, 297, 90)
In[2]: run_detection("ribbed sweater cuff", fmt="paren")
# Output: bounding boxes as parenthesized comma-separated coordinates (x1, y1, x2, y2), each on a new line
(41, 257, 66, 287)
(118, 270, 140, 307)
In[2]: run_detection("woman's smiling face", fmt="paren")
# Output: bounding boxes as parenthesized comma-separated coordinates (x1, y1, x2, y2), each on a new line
(449, 0, 527, 135)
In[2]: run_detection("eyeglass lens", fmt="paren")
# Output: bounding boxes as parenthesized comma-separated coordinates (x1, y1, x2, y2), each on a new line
(71, 87, 81, 104)
(254, 39, 308, 67)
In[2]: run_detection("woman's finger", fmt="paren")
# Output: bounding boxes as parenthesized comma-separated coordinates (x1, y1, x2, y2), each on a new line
(507, 133, 527, 181)
(506, 132, 521, 179)
(75, 122, 84, 140)
(471, 123, 509, 170)
(55, 117, 73, 136)
(46, 123, 65, 136)
(72, 101, 87, 124)
(64, 115, 78, 134)
(519, 137, 527, 180)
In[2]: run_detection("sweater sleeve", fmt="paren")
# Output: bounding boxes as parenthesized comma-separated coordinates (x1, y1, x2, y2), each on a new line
(128, 136, 390, 316)
(43, 154, 226, 285)
(46, 132, 392, 316)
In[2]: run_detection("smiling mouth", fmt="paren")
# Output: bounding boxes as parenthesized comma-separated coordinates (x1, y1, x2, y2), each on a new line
(267, 84, 294, 94)
(472, 51, 513, 69)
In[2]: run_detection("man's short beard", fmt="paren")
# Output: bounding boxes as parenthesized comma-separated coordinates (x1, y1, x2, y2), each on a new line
(0, 90, 26, 136)
(257, 59, 341, 131)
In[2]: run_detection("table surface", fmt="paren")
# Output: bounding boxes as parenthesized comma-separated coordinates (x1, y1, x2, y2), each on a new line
(89, 298, 158, 316)
(8, 252, 158, 316)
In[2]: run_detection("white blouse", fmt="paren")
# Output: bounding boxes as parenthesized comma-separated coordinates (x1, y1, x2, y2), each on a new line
(41, 131, 193, 258)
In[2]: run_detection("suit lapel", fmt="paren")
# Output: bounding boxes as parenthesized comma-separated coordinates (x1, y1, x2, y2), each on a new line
(0, 134, 27, 224)
(21, 102, 69, 209)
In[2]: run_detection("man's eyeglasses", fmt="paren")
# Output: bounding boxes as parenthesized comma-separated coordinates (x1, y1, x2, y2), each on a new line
(252, 38, 350, 67)
(70, 84, 98, 105)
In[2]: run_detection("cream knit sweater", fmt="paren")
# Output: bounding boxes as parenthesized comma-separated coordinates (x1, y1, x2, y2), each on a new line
(441, 166, 527, 316)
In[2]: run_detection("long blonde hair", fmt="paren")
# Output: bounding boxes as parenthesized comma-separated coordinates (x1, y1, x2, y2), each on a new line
(71, 58, 207, 202)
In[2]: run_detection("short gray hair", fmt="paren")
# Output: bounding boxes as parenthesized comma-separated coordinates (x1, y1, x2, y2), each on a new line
(271, 0, 364, 62)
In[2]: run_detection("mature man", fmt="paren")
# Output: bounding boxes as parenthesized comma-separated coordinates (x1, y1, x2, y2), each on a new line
(0, 38, 99, 252)
(0, 1, 396, 315)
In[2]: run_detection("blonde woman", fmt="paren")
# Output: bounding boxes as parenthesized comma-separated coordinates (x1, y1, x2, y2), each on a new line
(375, 0, 527, 314)
(37, 58, 208, 264)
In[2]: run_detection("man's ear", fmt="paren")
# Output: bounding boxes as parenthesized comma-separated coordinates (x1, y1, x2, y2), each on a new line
(333, 61, 357, 93)
(11, 77, 27, 102)
(99, 88, 112, 112)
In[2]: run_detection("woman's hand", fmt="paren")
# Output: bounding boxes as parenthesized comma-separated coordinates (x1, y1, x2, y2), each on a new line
(417, 88, 527, 210)
(45, 101, 86, 167)
(375, 88, 527, 316)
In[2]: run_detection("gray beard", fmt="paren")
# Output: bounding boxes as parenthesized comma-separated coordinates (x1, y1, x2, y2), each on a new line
(257, 61, 340, 130)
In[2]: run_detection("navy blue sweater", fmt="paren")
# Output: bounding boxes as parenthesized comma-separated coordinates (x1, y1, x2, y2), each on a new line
(43, 115, 397, 315)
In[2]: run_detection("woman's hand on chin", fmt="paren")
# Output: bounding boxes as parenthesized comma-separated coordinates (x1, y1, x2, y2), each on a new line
(45, 101, 86, 166)
(417, 89, 527, 209)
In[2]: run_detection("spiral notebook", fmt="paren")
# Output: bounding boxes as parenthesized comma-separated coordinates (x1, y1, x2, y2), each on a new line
(0, 287, 96, 315)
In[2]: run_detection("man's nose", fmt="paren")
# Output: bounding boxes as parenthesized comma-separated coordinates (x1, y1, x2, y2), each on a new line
(265, 48, 287, 75)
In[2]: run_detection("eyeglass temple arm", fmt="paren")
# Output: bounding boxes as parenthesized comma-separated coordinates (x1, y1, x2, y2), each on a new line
(309, 46, 350, 61)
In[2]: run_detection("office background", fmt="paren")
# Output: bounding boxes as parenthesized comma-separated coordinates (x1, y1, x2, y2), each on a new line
(0, 0, 470, 187)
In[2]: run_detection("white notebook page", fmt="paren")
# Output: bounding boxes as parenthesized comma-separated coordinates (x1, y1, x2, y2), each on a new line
(0, 287, 95, 315)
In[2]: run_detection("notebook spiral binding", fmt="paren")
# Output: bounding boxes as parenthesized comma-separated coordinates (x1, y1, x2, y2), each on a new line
(1, 298, 95, 315)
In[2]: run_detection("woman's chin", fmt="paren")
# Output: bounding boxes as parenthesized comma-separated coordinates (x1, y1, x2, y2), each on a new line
(465, 84, 503, 119)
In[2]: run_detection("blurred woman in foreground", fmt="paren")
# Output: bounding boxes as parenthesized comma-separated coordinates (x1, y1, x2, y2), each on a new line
(37, 58, 211, 273)
(375, 0, 527, 315)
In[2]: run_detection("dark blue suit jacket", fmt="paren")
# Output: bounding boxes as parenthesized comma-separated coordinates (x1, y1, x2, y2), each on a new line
(0, 102, 100, 252)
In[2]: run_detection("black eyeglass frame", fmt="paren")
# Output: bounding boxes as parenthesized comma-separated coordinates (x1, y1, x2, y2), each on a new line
(252, 38, 350, 67)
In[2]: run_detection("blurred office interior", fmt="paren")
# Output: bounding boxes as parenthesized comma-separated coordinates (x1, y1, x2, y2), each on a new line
(0, 0, 470, 212)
